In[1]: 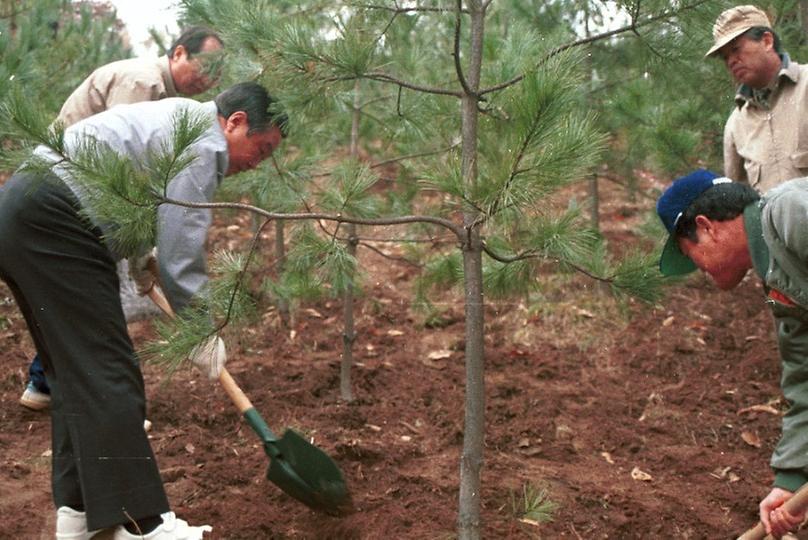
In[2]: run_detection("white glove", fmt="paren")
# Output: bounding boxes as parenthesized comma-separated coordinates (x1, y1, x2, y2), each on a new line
(188, 335, 227, 380)
(128, 249, 158, 296)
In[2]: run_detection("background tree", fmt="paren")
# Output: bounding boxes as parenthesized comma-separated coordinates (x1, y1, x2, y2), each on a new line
(0, 0, 129, 118)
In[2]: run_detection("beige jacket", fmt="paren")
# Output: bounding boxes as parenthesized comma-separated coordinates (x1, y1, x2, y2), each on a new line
(56, 56, 176, 127)
(724, 59, 808, 193)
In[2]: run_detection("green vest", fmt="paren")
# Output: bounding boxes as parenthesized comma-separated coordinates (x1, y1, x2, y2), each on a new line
(746, 179, 808, 491)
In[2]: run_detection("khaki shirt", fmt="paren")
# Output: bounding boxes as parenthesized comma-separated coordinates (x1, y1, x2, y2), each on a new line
(724, 59, 808, 193)
(56, 56, 176, 127)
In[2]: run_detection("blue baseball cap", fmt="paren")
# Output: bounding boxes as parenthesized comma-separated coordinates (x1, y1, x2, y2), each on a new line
(656, 169, 733, 276)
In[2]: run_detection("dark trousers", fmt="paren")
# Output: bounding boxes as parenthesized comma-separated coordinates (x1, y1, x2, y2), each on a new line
(0, 172, 169, 529)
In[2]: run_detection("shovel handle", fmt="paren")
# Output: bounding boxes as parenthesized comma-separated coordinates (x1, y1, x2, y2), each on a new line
(737, 483, 808, 540)
(147, 288, 254, 413)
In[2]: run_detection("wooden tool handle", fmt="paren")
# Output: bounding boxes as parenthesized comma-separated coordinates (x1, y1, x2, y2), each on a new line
(147, 287, 253, 413)
(737, 483, 808, 540)
(218, 366, 253, 413)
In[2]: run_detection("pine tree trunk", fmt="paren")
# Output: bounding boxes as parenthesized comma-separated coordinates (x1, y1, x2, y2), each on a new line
(588, 173, 600, 230)
(340, 80, 362, 403)
(275, 220, 291, 327)
(802, 0, 808, 37)
(457, 2, 486, 539)
(584, 1, 600, 231)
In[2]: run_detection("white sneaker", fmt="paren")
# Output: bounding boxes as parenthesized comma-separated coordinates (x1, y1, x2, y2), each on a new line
(112, 512, 211, 539)
(19, 383, 51, 411)
(55, 506, 100, 540)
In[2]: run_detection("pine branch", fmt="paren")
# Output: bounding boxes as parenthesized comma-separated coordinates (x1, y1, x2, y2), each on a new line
(478, 0, 714, 96)
(369, 142, 461, 169)
(350, 2, 467, 14)
(453, 0, 475, 98)
(481, 242, 609, 284)
(309, 142, 460, 178)
(482, 105, 544, 224)
(360, 71, 463, 97)
(219, 218, 272, 330)
(359, 240, 423, 268)
(157, 195, 466, 239)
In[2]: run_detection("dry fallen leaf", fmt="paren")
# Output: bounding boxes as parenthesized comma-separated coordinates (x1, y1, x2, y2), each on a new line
(387, 329, 405, 336)
(427, 349, 452, 360)
(185, 443, 195, 455)
(741, 431, 762, 448)
(518, 518, 542, 528)
(662, 316, 675, 327)
(709, 466, 741, 483)
(738, 404, 781, 416)
(517, 438, 530, 448)
(601, 451, 615, 465)
(305, 308, 323, 318)
(631, 467, 653, 481)
(711, 466, 731, 480)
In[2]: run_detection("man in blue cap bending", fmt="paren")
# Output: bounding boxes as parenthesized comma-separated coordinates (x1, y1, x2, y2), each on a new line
(657, 170, 808, 538)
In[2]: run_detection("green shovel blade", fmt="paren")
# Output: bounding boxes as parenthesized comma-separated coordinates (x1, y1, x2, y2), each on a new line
(244, 408, 352, 516)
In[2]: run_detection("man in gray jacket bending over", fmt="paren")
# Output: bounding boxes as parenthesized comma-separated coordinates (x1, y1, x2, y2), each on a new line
(20, 25, 224, 411)
(0, 81, 286, 540)
(657, 169, 808, 538)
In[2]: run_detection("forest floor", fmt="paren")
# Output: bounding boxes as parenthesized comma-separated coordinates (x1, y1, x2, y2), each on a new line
(0, 171, 802, 539)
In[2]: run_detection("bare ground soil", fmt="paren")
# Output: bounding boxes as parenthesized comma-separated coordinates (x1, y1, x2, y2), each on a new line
(0, 174, 801, 539)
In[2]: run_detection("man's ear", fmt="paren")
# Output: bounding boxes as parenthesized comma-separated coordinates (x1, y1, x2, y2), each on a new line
(224, 111, 248, 132)
(693, 214, 717, 239)
(761, 31, 775, 51)
(171, 44, 188, 62)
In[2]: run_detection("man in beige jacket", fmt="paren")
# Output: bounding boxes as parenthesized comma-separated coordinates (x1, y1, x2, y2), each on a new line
(19, 25, 223, 411)
(57, 25, 223, 126)
(706, 5, 808, 193)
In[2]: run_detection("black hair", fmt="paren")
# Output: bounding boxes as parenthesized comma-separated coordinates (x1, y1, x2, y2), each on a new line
(168, 26, 222, 58)
(214, 82, 289, 137)
(675, 183, 760, 242)
(744, 26, 783, 54)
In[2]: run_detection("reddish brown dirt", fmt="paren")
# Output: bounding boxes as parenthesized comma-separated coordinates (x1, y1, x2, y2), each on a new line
(0, 174, 802, 539)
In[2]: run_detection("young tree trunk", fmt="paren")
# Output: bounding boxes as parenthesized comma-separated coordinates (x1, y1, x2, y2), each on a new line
(275, 220, 291, 327)
(587, 173, 600, 230)
(801, 0, 808, 37)
(584, 1, 600, 231)
(457, 2, 486, 539)
(340, 80, 362, 402)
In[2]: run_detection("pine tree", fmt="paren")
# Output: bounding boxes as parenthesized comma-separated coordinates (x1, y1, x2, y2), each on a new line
(2, 1, 726, 537)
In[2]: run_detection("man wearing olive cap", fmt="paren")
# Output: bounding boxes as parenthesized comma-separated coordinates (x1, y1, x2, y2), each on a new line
(657, 170, 808, 537)
(707, 5, 808, 193)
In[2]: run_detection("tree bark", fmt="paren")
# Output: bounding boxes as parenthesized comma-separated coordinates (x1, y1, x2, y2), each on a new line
(583, 1, 600, 232)
(340, 79, 362, 403)
(274, 220, 291, 327)
(457, 2, 486, 539)
(801, 0, 808, 38)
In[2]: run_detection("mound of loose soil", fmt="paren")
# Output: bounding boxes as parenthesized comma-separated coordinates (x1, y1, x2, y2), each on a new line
(0, 173, 799, 539)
